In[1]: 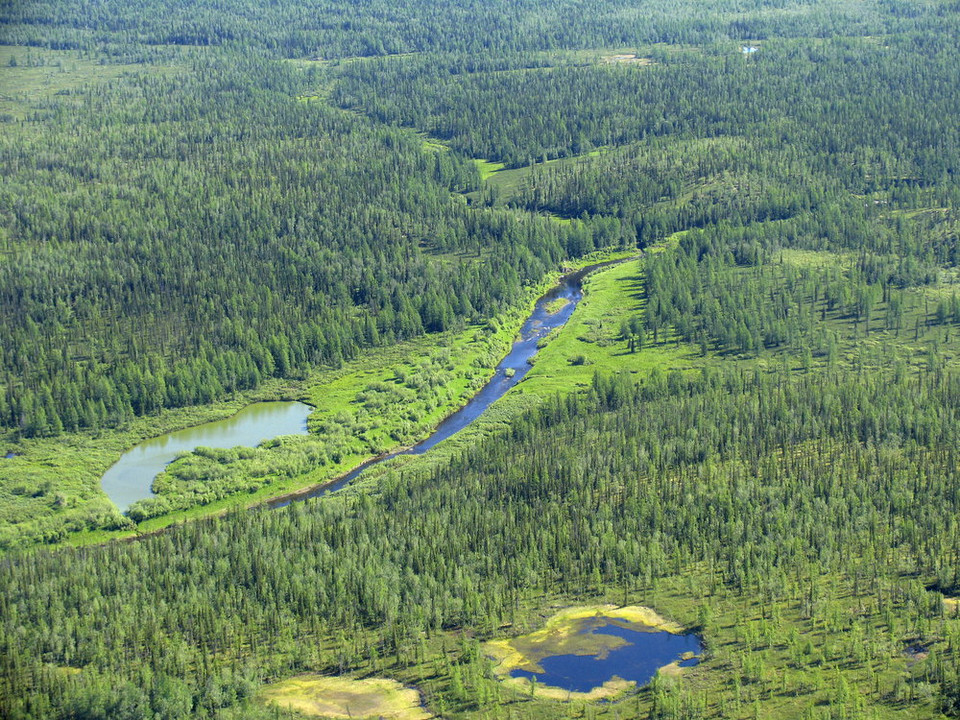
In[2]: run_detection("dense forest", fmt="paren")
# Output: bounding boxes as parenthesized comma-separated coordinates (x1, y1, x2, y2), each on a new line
(6, 362, 960, 718)
(0, 56, 600, 439)
(3, 0, 960, 717)
(0, 0, 924, 58)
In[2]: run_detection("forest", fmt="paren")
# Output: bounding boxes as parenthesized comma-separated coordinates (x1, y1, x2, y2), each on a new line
(2, 0, 960, 717)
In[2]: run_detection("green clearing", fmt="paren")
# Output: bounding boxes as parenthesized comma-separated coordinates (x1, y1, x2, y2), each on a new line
(1, 249, 631, 550)
(473, 158, 507, 181)
(469, 149, 609, 208)
(0, 45, 181, 120)
(258, 675, 432, 719)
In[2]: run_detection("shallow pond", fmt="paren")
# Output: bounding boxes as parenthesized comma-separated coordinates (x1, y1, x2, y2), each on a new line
(101, 401, 312, 511)
(508, 616, 702, 694)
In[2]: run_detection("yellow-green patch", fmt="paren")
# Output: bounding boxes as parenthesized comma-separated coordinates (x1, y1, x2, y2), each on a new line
(544, 297, 571, 314)
(258, 675, 432, 719)
(473, 157, 507, 181)
(485, 604, 685, 701)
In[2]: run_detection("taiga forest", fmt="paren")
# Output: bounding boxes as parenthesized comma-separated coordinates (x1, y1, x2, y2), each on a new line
(2, 0, 960, 718)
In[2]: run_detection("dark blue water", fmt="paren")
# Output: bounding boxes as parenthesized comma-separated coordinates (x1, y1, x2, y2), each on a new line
(268, 262, 615, 509)
(3, 452, 15, 459)
(510, 620, 702, 693)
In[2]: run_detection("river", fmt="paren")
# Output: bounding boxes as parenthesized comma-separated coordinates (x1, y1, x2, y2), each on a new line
(102, 261, 613, 514)
(268, 261, 611, 508)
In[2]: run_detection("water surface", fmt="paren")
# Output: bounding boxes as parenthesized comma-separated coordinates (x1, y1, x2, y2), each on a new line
(510, 618, 702, 693)
(269, 263, 608, 508)
(102, 401, 312, 511)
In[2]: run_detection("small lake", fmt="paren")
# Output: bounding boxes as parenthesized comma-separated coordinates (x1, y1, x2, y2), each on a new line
(510, 617, 702, 693)
(101, 401, 312, 512)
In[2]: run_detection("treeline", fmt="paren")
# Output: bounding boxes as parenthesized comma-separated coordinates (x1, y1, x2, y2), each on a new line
(333, 32, 960, 175)
(0, 54, 623, 438)
(4, 358, 960, 717)
(632, 219, 956, 357)
(0, 0, 912, 60)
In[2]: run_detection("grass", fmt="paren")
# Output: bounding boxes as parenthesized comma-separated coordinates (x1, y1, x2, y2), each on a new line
(0, 382, 302, 547)
(520, 258, 686, 392)
(485, 604, 688, 701)
(258, 675, 432, 719)
(473, 158, 507, 181)
(2, 248, 631, 550)
(0, 45, 183, 121)
(543, 297, 570, 315)
(470, 149, 609, 208)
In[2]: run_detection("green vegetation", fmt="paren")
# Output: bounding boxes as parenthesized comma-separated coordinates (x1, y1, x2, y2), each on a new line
(0, 255, 601, 548)
(258, 675, 431, 719)
(4, 0, 960, 718)
(7, 330, 960, 718)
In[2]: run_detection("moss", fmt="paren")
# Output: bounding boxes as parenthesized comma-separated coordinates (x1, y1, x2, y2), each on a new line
(258, 675, 432, 719)
(485, 604, 686, 701)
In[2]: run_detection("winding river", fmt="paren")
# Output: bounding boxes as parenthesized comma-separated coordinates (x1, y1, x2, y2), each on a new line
(102, 261, 613, 513)
(268, 261, 610, 508)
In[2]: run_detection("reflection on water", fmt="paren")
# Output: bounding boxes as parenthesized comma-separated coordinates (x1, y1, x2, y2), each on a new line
(101, 401, 312, 511)
(269, 263, 606, 508)
(510, 618, 702, 693)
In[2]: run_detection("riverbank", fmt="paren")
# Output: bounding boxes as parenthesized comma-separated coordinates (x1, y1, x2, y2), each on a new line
(0, 248, 634, 551)
(327, 253, 697, 497)
(265, 257, 625, 509)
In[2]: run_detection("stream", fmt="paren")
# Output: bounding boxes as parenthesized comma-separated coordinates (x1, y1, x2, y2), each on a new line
(268, 261, 611, 509)
(101, 261, 614, 514)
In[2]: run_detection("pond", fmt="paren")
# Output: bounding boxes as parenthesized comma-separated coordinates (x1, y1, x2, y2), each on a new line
(509, 616, 702, 694)
(101, 401, 312, 512)
(486, 605, 702, 699)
